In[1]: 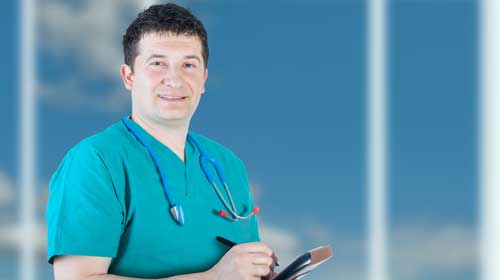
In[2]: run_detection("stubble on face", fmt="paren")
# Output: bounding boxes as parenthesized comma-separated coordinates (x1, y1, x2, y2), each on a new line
(130, 32, 207, 129)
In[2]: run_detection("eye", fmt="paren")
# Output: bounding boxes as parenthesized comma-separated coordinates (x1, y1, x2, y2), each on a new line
(184, 63, 196, 69)
(150, 61, 163, 66)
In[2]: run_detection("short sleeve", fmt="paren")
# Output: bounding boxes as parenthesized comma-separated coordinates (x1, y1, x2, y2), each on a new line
(46, 142, 124, 264)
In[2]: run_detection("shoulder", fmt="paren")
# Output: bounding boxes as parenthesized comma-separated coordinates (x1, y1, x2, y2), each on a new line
(76, 122, 127, 154)
(49, 122, 128, 197)
(55, 122, 129, 173)
(68, 121, 134, 159)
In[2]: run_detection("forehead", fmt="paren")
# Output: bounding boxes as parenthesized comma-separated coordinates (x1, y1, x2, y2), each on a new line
(136, 32, 203, 57)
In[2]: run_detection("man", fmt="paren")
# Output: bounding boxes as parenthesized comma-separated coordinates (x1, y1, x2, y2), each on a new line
(46, 3, 277, 279)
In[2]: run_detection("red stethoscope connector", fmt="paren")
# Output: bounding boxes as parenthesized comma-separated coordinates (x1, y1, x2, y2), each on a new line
(218, 207, 260, 221)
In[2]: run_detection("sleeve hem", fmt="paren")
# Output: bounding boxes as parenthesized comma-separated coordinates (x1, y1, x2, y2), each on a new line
(48, 250, 117, 265)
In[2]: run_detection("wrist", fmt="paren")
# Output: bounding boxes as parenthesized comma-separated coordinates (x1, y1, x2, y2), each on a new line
(204, 266, 218, 280)
(160, 269, 216, 280)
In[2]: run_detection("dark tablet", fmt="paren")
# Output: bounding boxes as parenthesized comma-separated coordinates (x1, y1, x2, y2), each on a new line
(272, 245, 333, 280)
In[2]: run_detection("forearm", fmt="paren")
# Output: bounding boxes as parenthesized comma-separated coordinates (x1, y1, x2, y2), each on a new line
(85, 270, 212, 280)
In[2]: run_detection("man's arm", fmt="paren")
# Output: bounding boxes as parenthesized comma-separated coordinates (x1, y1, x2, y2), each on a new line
(53, 256, 211, 280)
(54, 242, 276, 280)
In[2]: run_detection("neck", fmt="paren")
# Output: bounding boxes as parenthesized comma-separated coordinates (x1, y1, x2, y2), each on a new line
(131, 114, 188, 162)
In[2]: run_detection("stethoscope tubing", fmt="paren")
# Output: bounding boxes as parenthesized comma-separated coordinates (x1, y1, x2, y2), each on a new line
(122, 116, 256, 225)
(121, 117, 178, 207)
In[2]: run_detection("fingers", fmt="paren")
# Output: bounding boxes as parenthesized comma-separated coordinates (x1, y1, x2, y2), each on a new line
(248, 253, 274, 267)
(271, 252, 279, 266)
(237, 242, 279, 267)
(222, 242, 278, 279)
(238, 242, 279, 268)
(235, 242, 273, 256)
(269, 259, 276, 273)
(235, 249, 275, 277)
(249, 264, 272, 277)
(246, 253, 275, 278)
(262, 271, 278, 280)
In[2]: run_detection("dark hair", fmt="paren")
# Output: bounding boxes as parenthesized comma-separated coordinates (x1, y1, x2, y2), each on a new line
(122, 3, 209, 70)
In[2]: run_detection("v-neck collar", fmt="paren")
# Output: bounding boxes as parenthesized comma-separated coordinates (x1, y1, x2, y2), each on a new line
(122, 117, 195, 166)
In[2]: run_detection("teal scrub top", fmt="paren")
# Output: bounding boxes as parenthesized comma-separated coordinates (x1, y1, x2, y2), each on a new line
(46, 119, 260, 278)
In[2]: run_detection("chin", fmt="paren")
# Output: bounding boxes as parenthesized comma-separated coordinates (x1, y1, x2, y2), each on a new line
(157, 114, 190, 124)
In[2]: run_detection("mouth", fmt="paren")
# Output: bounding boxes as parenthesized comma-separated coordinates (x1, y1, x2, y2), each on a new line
(157, 94, 188, 101)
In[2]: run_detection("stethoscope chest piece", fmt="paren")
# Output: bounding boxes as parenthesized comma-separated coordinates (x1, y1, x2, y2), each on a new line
(170, 205, 185, 225)
(121, 116, 258, 226)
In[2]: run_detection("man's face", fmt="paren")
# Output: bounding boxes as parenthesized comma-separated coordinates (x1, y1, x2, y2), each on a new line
(121, 32, 208, 127)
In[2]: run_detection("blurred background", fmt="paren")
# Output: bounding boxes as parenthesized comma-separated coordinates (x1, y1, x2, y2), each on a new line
(0, 0, 484, 279)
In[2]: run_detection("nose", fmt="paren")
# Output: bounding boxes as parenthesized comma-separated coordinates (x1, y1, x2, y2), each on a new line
(163, 66, 182, 88)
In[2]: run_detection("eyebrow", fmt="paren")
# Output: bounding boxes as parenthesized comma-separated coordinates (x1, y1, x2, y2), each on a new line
(145, 54, 167, 63)
(184, 55, 202, 64)
(145, 54, 202, 64)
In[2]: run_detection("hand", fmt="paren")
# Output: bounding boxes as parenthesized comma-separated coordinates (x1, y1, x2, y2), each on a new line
(207, 242, 278, 280)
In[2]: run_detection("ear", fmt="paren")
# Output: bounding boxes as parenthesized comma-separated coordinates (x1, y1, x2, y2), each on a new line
(120, 64, 134, 91)
(201, 68, 208, 94)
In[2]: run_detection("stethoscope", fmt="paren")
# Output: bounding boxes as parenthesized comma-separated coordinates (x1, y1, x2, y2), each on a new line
(121, 116, 259, 225)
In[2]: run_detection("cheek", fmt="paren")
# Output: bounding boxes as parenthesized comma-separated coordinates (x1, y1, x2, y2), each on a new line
(185, 74, 206, 92)
(138, 69, 164, 87)
(149, 71, 166, 85)
(132, 72, 163, 103)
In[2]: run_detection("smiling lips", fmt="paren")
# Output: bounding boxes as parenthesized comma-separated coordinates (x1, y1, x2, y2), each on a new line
(158, 94, 188, 101)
